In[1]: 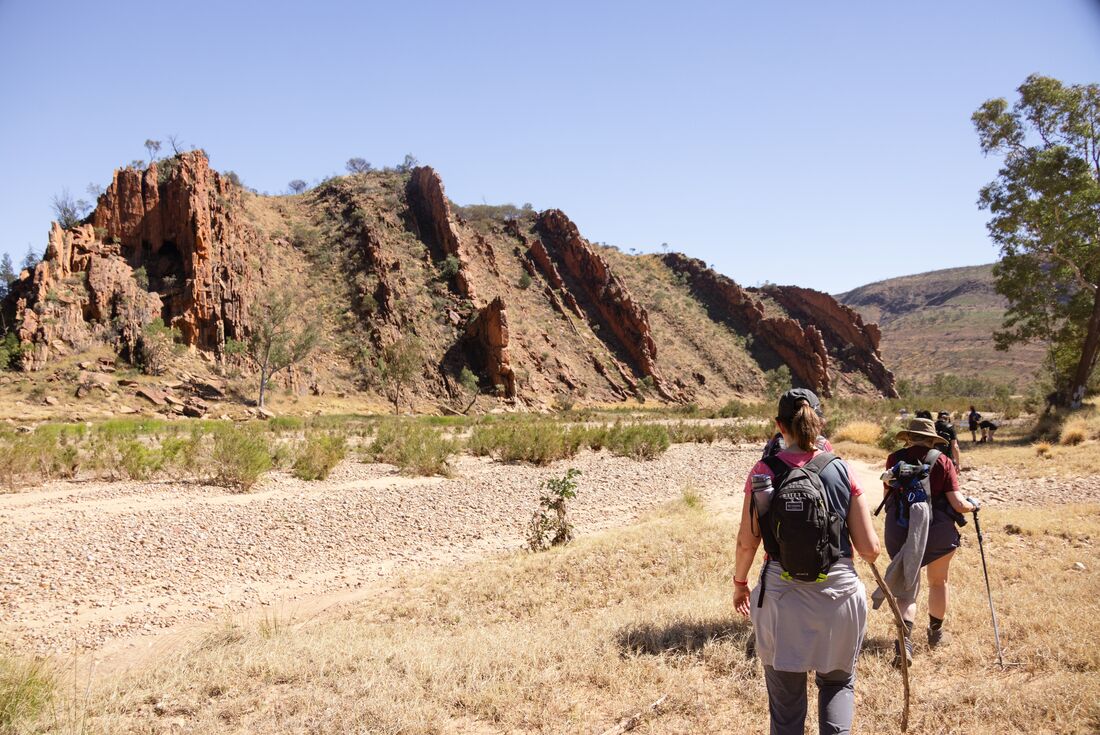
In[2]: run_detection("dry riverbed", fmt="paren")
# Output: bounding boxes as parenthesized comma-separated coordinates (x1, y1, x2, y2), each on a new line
(3, 441, 1096, 664)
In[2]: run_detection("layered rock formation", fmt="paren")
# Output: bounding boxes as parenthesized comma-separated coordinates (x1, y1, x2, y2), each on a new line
(765, 285, 897, 397)
(464, 296, 516, 397)
(536, 210, 678, 400)
(4, 153, 898, 406)
(406, 166, 475, 299)
(6, 151, 259, 369)
(9, 224, 163, 369)
(662, 254, 832, 395)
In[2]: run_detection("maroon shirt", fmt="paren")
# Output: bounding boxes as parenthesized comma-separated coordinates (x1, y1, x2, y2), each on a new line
(884, 445, 960, 498)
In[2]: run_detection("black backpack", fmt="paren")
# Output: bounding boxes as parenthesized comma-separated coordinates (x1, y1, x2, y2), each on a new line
(758, 452, 844, 583)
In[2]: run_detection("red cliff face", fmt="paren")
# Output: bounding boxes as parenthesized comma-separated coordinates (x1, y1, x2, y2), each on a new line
(764, 285, 897, 397)
(8, 151, 258, 368)
(405, 166, 475, 300)
(536, 209, 678, 400)
(662, 254, 832, 396)
(464, 296, 516, 397)
(9, 224, 163, 369)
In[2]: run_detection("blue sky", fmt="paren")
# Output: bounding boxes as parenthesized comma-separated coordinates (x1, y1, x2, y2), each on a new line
(1, 1, 1098, 293)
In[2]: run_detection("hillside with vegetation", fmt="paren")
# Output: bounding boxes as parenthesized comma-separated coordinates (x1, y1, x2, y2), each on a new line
(837, 264, 1046, 388)
(0, 150, 896, 420)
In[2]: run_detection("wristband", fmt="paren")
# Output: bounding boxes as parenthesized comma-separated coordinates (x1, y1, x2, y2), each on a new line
(733, 578, 749, 587)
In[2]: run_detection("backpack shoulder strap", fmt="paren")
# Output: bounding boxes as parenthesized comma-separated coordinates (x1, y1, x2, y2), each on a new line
(803, 451, 839, 476)
(923, 448, 943, 467)
(761, 455, 789, 482)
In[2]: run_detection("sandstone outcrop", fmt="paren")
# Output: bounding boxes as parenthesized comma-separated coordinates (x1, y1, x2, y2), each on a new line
(764, 285, 897, 397)
(662, 254, 831, 395)
(464, 296, 515, 397)
(90, 152, 257, 350)
(406, 166, 475, 300)
(7, 151, 258, 368)
(536, 210, 678, 400)
(9, 224, 162, 369)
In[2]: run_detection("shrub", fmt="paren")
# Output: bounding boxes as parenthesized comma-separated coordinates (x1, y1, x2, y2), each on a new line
(717, 399, 748, 418)
(467, 422, 578, 465)
(876, 424, 902, 452)
(518, 272, 532, 290)
(132, 266, 149, 290)
(667, 422, 718, 444)
(210, 426, 271, 490)
(1059, 418, 1088, 446)
(293, 433, 347, 480)
(268, 416, 305, 432)
(833, 421, 883, 446)
(526, 468, 580, 552)
(607, 423, 670, 460)
(368, 421, 453, 476)
(1034, 441, 1053, 457)
(0, 652, 55, 732)
(120, 440, 162, 480)
(139, 318, 181, 375)
(160, 429, 203, 476)
(0, 333, 25, 371)
(438, 255, 461, 280)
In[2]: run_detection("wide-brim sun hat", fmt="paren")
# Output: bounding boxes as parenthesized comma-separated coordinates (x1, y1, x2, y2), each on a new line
(896, 417, 948, 445)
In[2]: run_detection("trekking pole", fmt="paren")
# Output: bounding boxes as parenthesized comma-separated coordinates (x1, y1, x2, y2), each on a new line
(971, 507, 1005, 668)
(868, 561, 909, 733)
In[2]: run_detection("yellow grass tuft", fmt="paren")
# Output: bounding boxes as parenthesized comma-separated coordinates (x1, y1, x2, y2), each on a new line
(1034, 441, 1053, 457)
(25, 503, 1100, 734)
(1059, 418, 1089, 446)
(833, 421, 883, 446)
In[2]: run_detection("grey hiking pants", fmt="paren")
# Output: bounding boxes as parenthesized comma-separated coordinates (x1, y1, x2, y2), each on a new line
(764, 666, 856, 735)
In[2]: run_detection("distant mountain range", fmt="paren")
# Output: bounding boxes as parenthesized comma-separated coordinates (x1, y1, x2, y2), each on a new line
(837, 264, 1046, 386)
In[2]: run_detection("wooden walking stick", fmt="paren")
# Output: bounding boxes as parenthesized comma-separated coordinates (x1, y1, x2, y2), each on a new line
(868, 560, 910, 733)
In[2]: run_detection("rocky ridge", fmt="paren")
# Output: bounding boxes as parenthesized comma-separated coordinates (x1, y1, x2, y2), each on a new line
(4, 152, 897, 406)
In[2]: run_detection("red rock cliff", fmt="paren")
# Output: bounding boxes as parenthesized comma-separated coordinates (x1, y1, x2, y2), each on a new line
(537, 210, 678, 400)
(662, 254, 831, 396)
(405, 166, 475, 300)
(7, 151, 258, 368)
(464, 296, 516, 397)
(764, 285, 897, 397)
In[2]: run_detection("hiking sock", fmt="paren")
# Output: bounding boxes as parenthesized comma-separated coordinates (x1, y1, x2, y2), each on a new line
(929, 615, 944, 631)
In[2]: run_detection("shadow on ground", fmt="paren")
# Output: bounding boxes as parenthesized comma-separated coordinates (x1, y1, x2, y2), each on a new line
(616, 617, 751, 656)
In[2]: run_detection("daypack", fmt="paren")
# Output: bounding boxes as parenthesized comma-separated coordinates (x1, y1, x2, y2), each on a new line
(879, 448, 965, 527)
(757, 452, 844, 583)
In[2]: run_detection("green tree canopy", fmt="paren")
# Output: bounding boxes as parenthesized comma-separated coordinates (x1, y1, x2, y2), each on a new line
(973, 74, 1100, 406)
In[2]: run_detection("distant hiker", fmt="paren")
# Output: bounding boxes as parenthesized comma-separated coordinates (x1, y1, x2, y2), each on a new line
(735, 389, 880, 735)
(968, 406, 981, 443)
(915, 409, 932, 420)
(979, 419, 999, 443)
(874, 418, 978, 666)
(935, 411, 961, 468)
(761, 388, 832, 458)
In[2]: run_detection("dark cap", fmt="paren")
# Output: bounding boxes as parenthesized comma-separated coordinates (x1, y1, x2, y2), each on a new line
(777, 388, 823, 422)
(937, 410, 950, 419)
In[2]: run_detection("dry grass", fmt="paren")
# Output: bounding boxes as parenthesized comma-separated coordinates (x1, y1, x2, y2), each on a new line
(1059, 418, 1090, 446)
(833, 420, 884, 446)
(968, 439, 1100, 478)
(27, 500, 1100, 734)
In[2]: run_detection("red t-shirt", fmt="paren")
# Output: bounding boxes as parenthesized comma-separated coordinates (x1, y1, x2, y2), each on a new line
(884, 445, 959, 497)
(743, 448, 864, 497)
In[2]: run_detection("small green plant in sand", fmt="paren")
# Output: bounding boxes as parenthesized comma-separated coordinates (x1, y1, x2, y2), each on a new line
(527, 468, 580, 552)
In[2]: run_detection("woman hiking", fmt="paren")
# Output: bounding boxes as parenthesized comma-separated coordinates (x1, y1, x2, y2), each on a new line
(879, 418, 979, 666)
(734, 389, 880, 735)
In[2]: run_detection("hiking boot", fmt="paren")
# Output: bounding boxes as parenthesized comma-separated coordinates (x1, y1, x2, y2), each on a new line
(927, 626, 948, 649)
(892, 637, 913, 668)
